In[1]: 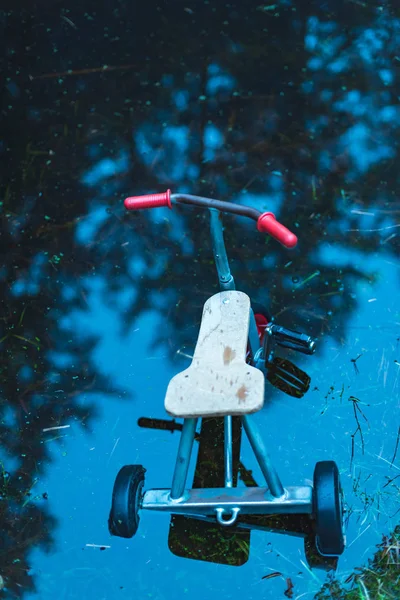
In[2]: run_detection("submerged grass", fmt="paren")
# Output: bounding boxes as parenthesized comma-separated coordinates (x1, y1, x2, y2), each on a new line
(314, 527, 400, 599)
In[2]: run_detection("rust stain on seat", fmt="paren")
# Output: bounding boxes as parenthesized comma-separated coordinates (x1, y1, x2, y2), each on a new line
(223, 346, 236, 365)
(236, 384, 248, 402)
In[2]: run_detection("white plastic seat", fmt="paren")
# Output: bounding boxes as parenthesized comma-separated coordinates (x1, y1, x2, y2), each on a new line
(164, 291, 265, 418)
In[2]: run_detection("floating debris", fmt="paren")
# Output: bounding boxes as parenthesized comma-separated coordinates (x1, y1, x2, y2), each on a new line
(351, 354, 363, 374)
(61, 15, 77, 29)
(347, 524, 371, 549)
(106, 438, 120, 465)
(347, 223, 400, 232)
(42, 425, 70, 433)
(176, 348, 194, 359)
(284, 577, 294, 598)
(382, 233, 397, 244)
(257, 4, 278, 11)
(31, 63, 138, 80)
(351, 209, 375, 216)
(261, 571, 282, 580)
(349, 395, 370, 466)
(292, 270, 320, 290)
(390, 426, 400, 467)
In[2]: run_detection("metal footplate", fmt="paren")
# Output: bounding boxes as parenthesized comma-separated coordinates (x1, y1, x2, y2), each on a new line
(267, 324, 316, 355)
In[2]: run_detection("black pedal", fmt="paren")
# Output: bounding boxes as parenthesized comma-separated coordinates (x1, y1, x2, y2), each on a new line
(269, 325, 316, 355)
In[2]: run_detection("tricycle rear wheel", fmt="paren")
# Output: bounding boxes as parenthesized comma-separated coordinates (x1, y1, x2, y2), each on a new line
(108, 465, 146, 538)
(313, 461, 345, 556)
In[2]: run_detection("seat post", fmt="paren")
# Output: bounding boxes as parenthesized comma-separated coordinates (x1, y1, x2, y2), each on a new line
(170, 417, 198, 500)
(224, 416, 233, 487)
(242, 414, 284, 498)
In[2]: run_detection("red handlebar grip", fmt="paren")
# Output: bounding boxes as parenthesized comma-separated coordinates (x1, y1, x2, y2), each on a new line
(124, 189, 172, 210)
(257, 212, 298, 248)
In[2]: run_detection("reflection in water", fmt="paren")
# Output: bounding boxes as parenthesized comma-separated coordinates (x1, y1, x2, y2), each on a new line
(138, 415, 337, 572)
(1, 2, 400, 598)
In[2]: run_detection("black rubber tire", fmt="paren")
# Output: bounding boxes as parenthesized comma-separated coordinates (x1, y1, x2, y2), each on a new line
(313, 461, 345, 556)
(108, 465, 146, 538)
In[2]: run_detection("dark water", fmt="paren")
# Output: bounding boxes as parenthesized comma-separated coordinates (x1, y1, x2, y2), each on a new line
(1, 2, 400, 599)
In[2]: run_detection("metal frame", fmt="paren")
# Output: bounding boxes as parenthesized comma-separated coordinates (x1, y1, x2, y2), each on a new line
(143, 487, 313, 520)
(139, 208, 314, 527)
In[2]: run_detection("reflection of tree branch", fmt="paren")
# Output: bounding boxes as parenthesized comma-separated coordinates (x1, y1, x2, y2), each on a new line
(349, 396, 370, 467)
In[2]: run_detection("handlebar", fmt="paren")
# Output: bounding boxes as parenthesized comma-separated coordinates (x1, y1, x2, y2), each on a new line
(124, 189, 298, 249)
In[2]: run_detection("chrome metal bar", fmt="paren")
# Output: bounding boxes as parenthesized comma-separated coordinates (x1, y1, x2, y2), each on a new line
(248, 308, 261, 363)
(242, 414, 285, 498)
(209, 208, 235, 291)
(170, 417, 198, 500)
(143, 486, 313, 516)
(224, 416, 233, 488)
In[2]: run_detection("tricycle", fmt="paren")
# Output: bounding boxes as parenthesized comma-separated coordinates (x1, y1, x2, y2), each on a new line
(108, 189, 346, 560)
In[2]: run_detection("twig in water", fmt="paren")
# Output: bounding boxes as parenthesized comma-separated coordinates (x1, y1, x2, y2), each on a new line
(347, 523, 371, 549)
(284, 578, 294, 598)
(292, 270, 320, 291)
(371, 451, 400, 471)
(261, 571, 282, 580)
(347, 223, 400, 232)
(339, 383, 345, 403)
(61, 15, 77, 29)
(349, 396, 369, 466)
(107, 437, 120, 465)
(350, 354, 363, 374)
(351, 210, 375, 216)
(382, 233, 397, 244)
(30, 63, 138, 80)
(390, 426, 400, 467)
(42, 425, 70, 432)
(382, 474, 400, 489)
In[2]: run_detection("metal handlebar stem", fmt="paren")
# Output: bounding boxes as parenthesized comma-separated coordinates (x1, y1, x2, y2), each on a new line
(209, 208, 235, 292)
(208, 208, 236, 490)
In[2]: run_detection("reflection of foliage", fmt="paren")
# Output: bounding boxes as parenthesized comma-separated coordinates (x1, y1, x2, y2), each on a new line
(169, 417, 251, 567)
(0, 457, 57, 597)
(315, 527, 400, 599)
(1, 1, 400, 597)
